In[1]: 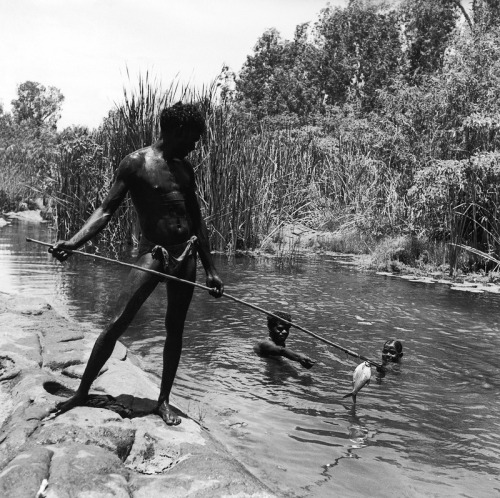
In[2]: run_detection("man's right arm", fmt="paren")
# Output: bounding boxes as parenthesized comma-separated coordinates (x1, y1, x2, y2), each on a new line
(51, 157, 133, 261)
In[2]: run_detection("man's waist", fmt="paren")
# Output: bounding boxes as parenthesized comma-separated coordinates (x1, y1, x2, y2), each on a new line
(139, 234, 190, 249)
(149, 236, 198, 275)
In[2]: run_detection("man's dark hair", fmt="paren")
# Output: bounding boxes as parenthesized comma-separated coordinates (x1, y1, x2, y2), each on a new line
(160, 102, 206, 134)
(267, 311, 292, 330)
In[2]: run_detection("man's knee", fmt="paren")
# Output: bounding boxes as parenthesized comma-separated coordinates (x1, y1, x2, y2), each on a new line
(165, 313, 187, 333)
(103, 310, 133, 340)
(95, 329, 120, 351)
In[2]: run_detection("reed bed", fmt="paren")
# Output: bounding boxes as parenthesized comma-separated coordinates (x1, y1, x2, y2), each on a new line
(48, 74, 499, 275)
(49, 75, 418, 254)
(193, 108, 399, 252)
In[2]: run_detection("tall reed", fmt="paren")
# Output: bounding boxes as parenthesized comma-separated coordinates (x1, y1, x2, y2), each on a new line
(52, 75, 219, 244)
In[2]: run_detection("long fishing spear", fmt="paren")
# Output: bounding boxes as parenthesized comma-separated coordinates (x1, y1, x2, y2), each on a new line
(27, 238, 384, 370)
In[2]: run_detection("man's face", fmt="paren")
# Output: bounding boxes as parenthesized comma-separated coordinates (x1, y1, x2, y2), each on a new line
(172, 128, 201, 158)
(269, 322, 290, 346)
(382, 340, 403, 363)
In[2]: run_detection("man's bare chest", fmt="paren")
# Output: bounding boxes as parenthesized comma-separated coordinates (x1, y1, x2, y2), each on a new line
(132, 158, 190, 195)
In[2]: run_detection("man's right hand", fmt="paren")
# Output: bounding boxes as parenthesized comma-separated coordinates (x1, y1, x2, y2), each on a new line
(49, 241, 75, 262)
(206, 273, 224, 298)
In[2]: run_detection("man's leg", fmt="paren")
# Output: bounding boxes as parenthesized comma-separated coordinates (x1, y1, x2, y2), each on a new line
(56, 252, 162, 413)
(157, 256, 196, 425)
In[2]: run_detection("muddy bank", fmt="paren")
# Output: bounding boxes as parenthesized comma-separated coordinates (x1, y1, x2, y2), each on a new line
(0, 291, 274, 497)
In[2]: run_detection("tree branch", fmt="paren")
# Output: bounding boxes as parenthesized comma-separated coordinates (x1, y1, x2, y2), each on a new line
(453, 0, 473, 31)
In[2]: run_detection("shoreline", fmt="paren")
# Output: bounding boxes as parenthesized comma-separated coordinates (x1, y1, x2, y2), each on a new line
(0, 291, 274, 497)
(3, 211, 498, 296)
(233, 246, 500, 295)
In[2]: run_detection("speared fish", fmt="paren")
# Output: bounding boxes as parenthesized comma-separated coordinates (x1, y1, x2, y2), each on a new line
(343, 361, 372, 403)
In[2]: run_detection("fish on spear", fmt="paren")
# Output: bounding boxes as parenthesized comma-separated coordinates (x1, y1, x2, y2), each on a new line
(343, 361, 372, 404)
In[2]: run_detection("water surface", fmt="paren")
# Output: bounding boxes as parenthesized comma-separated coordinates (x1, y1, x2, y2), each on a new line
(1, 220, 499, 497)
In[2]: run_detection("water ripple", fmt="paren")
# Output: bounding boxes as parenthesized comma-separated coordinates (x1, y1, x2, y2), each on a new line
(2, 223, 500, 497)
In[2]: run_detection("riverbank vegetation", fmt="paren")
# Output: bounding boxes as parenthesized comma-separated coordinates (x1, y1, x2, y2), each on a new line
(1, 0, 499, 277)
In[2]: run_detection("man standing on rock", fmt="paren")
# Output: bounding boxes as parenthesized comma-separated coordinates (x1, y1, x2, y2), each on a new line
(50, 102, 224, 425)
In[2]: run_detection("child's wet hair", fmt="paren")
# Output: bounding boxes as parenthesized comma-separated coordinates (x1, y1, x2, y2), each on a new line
(267, 311, 292, 329)
(383, 339, 403, 355)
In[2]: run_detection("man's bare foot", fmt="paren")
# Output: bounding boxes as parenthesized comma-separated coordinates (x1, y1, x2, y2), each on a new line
(156, 400, 181, 426)
(55, 393, 88, 415)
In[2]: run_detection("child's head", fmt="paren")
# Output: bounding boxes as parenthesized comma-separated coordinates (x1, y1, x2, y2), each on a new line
(382, 339, 403, 363)
(267, 311, 291, 346)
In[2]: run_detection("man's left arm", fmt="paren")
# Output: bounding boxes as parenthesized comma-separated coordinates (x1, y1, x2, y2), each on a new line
(185, 166, 224, 297)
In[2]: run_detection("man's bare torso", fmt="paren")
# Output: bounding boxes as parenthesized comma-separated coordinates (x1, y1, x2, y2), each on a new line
(124, 143, 195, 247)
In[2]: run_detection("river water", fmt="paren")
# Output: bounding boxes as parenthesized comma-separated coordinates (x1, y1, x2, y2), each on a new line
(1, 220, 499, 497)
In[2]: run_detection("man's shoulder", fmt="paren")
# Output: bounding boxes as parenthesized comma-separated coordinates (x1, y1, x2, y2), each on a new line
(118, 147, 151, 174)
(126, 146, 152, 163)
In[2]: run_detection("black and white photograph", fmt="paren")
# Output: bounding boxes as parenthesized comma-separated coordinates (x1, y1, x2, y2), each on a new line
(0, 1, 498, 497)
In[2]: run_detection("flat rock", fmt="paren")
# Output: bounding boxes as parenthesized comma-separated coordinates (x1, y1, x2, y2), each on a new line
(0, 292, 273, 497)
(46, 443, 130, 498)
(450, 286, 484, 293)
(62, 363, 108, 379)
(0, 314, 43, 369)
(111, 340, 128, 361)
(125, 416, 186, 474)
(0, 446, 53, 498)
(34, 407, 135, 460)
(94, 358, 161, 415)
(129, 451, 276, 498)
(483, 285, 500, 294)
(4, 210, 44, 223)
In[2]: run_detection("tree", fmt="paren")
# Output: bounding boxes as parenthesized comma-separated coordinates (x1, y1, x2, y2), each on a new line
(236, 26, 323, 119)
(473, 0, 500, 31)
(315, 0, 402, 109)
(11, 81, 64, 128)
(399, 0, 460, 81)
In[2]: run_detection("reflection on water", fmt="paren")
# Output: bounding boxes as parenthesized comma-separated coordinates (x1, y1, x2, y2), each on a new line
(2, 221, 500, 497)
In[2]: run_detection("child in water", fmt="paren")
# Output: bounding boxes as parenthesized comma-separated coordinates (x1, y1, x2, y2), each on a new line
(376, 339, 404, 379)
(254, 311, 316, 369)
(381, 339, 404, 364)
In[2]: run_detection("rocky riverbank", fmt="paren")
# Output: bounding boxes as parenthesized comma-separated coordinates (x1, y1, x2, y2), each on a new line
(0, 292, 274, 497)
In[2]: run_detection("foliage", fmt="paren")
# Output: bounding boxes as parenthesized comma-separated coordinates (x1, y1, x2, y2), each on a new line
(11, 81, 64, 128)
(473, 0, 500, 31)
(53, 127, 108, 236)
(315, 0, 402, 110)
(373, 25, 500, 168)
(235, 26, 323, 119)
(0, 118, 59, 211)
(399, 0, 460, 81)
(409, 153, 500, 266)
